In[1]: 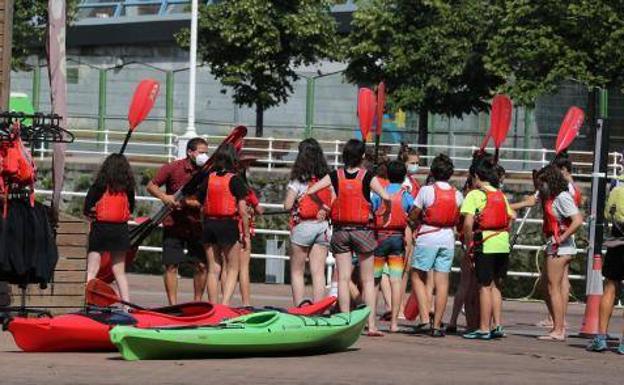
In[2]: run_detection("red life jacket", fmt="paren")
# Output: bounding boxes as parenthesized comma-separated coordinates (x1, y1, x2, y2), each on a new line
(542, 196, 572, 243)
(374, 187, 408, 231)
(569, 183, 582, 207)
(422, 184, 459, 228)
(1, 138, 36, 186)
(297, 178, 332, 221)
(476, 188, 510, 231)
(331, 168, 371, 226)
(407, 175, 421, 198)
(203, 172, 238, 218)
(95, 189, 131, 223)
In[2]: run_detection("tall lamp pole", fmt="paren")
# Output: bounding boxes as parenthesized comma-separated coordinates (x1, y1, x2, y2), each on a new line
(178, 0, 199, 158)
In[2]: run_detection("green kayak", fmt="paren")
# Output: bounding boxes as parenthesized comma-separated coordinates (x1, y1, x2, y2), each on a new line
(110, 307, 370, 360)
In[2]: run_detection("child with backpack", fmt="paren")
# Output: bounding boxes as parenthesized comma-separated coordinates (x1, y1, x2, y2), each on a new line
(84, 154, 135, 303)
(283, 138, 332, 305)
(461, 157, 514, 340)
(371, 160, 414, 332)
(409, 154, 462, 336)
(307, 139, 390, 335)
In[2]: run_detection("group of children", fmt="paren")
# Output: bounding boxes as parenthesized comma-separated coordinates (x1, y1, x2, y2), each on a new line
(288, 138, 592, 341)
(81, 135, 624, 350)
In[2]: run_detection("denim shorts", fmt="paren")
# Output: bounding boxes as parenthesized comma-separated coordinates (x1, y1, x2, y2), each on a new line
(412, 246, 454, 273)
(290, 221, 330, 248)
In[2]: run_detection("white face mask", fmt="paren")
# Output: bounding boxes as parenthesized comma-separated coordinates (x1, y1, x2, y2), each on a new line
(407, 164, 419, 174)
(194, 153, 209, 167)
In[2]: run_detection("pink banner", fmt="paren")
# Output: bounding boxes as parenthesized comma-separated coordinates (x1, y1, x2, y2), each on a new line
(46, 0, 68, 222)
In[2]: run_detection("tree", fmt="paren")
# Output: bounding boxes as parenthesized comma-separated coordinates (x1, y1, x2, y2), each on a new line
(177, 0, 340, 137)
(484, 0, 624, 105)
(12, 0, 78, 70)
(345, 0, 503, 151)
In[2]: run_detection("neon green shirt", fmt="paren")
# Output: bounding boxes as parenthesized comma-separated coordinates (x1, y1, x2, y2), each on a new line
(460, 185, 513, 254)
(605, 186, 624, 224)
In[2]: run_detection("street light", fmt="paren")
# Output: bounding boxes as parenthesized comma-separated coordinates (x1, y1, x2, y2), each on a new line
(178, 0, 199, 158)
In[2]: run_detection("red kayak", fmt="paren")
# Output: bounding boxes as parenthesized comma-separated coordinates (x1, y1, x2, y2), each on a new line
(7, 297, 337, 352)
(7, 302, 241, 352)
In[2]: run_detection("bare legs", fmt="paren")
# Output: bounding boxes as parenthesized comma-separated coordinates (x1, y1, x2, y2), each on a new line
(540, 255, 572, 339)
(290, 244, 328, 305)
(599, 280, 620, 334)
(86, 251, 129, 303)
(239, 238, 252, 306)
(336, 251, 377, 332)
(411, 269, 431, 325)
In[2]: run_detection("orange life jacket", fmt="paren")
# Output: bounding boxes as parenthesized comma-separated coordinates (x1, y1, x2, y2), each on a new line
(542, 196, 572, 243)
(374, 186, 408, 231)
(330, 168, 371, 226)
(297, 178, 332, 221)
(422, 184, 459, 228)
(203, 172, 238, 218)
(95, 189, 131, 223)
(569, 183, 582, 207)
(476, 188, 510, 231)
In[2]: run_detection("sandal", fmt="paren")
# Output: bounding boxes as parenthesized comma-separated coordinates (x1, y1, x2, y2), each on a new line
(431, 328, 446, 338)
(366, 330, 385, 337)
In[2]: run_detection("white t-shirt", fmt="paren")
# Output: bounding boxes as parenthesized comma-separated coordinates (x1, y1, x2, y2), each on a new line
(287, 179, 309, 198)
(413, 181, 464, 249)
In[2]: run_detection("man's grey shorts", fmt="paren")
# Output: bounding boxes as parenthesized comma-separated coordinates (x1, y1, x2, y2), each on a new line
(290, 221, 331, 248)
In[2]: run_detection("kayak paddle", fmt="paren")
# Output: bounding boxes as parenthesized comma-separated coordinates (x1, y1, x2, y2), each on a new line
(126, 125, 248, 251)
(374, 82, 386, 164)
(357, 88, 376, 143)
(489, 94, 513, 162)
(97, 217, 149, 283)
(510, 106, 585, 247)
(86, 279, 147, 310)
(119, 79, 161, 154)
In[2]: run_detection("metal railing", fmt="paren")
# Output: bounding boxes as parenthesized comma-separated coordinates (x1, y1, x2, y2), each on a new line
(43, 129, 624, 181)
(37, 189, 592, 286)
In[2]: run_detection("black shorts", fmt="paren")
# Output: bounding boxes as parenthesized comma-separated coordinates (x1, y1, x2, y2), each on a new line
(474, 252, 509, 286)
(88, 222, 130, 253)
(162, 235, 206, 266)
(203, 218, 240, 247)
(603, 245, 624, 281)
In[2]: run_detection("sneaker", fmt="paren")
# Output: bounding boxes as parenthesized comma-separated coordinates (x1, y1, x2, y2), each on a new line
(463, 330, 491, 340)
(586, 335, 608, 352)
(490, 325, 506, 339)
(431, 328, 445, 338)
(617, 341, 624, 355)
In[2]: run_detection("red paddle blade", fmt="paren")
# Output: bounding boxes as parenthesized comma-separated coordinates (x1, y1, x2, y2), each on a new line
(358, 88, 376, 141)
(86, 279, 119, 306)
(404, 292, 420, 321)
(479, 130, 492, 151)
(128, 79, 161, 131)
(490, 94, 513, 149)
(97, 249, 137, 283)
(375, 82, 386, 136)
(555, 106, 584, 154)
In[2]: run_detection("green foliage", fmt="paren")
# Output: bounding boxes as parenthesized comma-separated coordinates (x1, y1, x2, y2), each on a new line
(176, 0, 341, 135)
(12, 0, 78, 70)
(485, 0, 624, 105)
(346, 0, 503, 117)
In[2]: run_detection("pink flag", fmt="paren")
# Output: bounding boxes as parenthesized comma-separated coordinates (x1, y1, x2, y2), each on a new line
(47, 0, 68, 222)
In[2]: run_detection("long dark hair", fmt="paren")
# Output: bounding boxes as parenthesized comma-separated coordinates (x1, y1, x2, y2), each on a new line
(536, 164, 568, 199)
(93, 154, 135, 194)
(213, 143, 238, 172)
(290, 138, 329, 183)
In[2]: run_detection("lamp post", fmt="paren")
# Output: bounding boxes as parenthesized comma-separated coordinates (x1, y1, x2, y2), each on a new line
(177, 0, 199, 158)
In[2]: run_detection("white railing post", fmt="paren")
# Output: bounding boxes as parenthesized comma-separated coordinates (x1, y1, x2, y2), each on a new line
(267, 137, 274, 171)
(104, 130, 109, 154)
(334, 140, 340, 167)
(326, 252, 335, 288)
(39, 141, 45, 160)
(541, 148, 547, 167)
(610, 151, 619, 178)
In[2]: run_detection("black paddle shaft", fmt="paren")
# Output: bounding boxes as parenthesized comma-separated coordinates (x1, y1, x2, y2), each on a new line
(119, 130, 132, 155)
